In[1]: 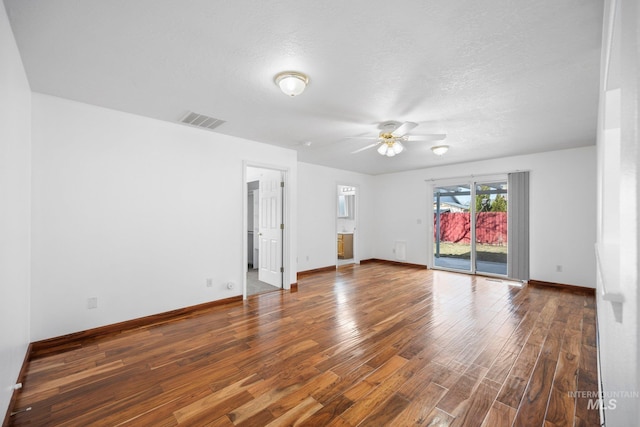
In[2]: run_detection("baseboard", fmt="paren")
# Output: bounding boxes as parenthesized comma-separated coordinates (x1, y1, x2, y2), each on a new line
(360, 258, 428, 269)
(3, 343, 32, 427)
(528, 279, 596, 295)
(297, 265, 336, 279)
(30, 295, 243, 359)
(290, 283, 298, 292)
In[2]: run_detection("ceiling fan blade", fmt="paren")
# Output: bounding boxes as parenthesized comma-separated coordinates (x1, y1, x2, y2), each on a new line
(351, 143, 379, 154)
(405, 134, 447, 141)
(391, 121, 418, 137)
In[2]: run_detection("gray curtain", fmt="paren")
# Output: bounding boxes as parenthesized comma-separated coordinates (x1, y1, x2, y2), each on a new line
(507, 171, 530, 280)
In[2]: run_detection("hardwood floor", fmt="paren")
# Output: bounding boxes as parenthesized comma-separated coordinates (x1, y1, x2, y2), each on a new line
(8, 262, 600, 426)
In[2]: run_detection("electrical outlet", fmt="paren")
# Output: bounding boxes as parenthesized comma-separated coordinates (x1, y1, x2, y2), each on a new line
(556, 265, 563, 272)
(306, 255, 309, 261)
(87, 297, 98, 309)
(206, 278, 213, 287)
(417, 219, 422, 224)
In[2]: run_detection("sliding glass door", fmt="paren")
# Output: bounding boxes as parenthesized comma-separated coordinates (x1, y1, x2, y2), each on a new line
(433, 184, 472, 272)
(433, 178, 508, 276)
(474, 181, 508, 275)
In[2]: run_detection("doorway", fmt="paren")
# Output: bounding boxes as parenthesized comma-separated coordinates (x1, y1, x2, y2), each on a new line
(336, 184, 357, 266)
(432, 178, 508, 276)
(246, 166, 284, 296)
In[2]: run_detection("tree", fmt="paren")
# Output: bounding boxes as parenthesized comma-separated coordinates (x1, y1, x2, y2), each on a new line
(491, 194, 507, 212)
(475, 186, 508, 212)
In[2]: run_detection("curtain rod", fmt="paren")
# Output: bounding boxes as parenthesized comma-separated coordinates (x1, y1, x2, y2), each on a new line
(424, 170, 529, 182)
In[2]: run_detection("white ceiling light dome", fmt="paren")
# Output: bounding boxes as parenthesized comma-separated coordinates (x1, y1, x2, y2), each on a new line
(275, 71, 309, 97)
(431, 145, 449, 155)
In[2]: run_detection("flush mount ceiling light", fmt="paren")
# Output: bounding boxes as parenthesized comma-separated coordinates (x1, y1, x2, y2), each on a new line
(431, 145, 449, 156)
(274, 71, 309, 97)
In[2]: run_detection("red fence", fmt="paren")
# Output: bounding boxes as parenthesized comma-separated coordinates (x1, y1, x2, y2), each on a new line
(434, 212, 507, 245)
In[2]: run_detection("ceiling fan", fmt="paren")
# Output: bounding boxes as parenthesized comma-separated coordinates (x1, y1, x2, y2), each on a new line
(350, 121, 447, 157)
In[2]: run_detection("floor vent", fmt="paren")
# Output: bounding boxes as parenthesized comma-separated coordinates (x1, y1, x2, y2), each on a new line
(180, 112, 226, 131)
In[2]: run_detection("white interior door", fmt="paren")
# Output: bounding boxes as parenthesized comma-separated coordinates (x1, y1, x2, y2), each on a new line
(258, 170, 282, 287)
(252, 189, 259, 269)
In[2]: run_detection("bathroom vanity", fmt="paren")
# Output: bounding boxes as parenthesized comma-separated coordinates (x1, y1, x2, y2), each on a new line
(337, 233, 353, 259)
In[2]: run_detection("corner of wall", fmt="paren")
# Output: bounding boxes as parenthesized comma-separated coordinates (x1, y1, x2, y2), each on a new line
(0, 0, 33, 420)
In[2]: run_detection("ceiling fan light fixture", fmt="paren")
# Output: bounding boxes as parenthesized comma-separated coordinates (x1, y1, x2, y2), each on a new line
(431, 145, 449, 156)
(377, 140, 403, 157)
(274, 71, 309, 97)
(392, 141, 404, 154)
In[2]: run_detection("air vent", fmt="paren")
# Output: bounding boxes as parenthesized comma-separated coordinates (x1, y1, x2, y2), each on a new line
(180, 112, 226, 131)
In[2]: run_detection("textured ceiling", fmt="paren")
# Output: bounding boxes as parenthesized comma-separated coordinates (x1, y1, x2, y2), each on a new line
(4, 0, 603, 175)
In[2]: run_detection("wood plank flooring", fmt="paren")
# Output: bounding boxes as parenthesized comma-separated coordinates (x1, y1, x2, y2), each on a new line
(8, 262, 600, 426)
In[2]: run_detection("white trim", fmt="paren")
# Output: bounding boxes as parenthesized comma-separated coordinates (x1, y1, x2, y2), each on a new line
(424, 171, 528, 183)
(335, 182, 360, 266)
(602, 0, 618, 91)
(426, 181, 434, 268)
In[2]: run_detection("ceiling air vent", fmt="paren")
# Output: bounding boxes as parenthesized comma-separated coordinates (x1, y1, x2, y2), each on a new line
(180, 112, 226, 131)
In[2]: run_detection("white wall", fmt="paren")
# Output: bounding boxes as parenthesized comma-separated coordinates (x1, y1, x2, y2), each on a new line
(31, 94, 297, 341)
(297, 162, 375, 272)
(372, 146, 597, 288)
(595, 0, 639, 425)
(0, 3, 31, 417)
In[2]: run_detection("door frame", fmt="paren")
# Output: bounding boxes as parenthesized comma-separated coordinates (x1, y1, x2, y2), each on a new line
(242, 162, 291, 299)
(335, 182, 359, 266)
